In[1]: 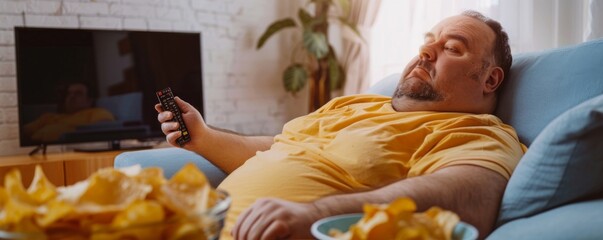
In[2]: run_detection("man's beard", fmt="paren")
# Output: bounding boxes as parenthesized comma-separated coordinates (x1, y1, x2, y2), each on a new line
(393, 80, 444, 101)
(393, 59, 444, 101)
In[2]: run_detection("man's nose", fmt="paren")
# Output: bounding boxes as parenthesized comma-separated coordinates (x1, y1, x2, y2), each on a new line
(419, 44, 436, 61)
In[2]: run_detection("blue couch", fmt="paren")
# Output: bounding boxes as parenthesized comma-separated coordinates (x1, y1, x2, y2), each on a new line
(115, 39, 603, 239)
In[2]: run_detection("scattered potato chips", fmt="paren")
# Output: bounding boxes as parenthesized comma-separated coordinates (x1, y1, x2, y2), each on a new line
(0, 164, 227, 240)
(330, 198, 460, 240)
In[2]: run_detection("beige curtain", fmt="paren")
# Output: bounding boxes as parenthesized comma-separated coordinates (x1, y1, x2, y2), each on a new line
(588, 0, 603, 40)
(341, 0, 382, 95)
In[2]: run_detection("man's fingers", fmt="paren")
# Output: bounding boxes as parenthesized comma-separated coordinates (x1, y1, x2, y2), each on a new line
(260, 220, 290, 240)
(174, 97, 192, 113)
(161, 122, 179, 135)
(232, 205, 254, 239)
(165, 131, 181, 145)
(237, 209, 266, 240)
(234, 200, 274, 240)
(157, 111, 173, 123)
(154, 103, 163, 113)
(248, 211, 276, 240)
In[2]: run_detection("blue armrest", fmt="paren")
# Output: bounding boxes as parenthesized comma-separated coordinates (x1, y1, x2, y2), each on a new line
(114, 148, 227, 188)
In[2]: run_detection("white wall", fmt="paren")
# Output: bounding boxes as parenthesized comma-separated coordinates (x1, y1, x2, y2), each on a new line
(0, 0, 307, 156)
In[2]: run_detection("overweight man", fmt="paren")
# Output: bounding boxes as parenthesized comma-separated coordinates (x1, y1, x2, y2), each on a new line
(157, 10, 525, 240)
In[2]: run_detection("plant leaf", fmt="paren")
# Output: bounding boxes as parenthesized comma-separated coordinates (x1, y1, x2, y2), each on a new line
(283, 64, 308, 93)
(338, 17, 365, 42)
(257, 18, 297, 49)
(298, 9, 313, 27)
(303, 30, 329, 59)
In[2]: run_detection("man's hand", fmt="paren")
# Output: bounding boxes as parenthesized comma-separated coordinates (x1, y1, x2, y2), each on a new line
(156, 96, 274, 173)
(232, 198, 325, 240)
(155, 97, 209, 152)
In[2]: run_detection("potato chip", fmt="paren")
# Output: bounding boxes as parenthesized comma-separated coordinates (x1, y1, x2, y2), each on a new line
(156, 163, 218, 216)
(4, 169, 37, 206)
(425, 207, 460, 239)
(35, 200, 75, 227)
(0, 198, 37, 227)
(331, 197, 460, 240)
(0, 187, 9, 209)
(169, 163, 210, 188)
(59, 169, 155, 233)
(0, 169, 40, 228)
(0, 164, 227, 240)
(8, 217, 42, 233)
(164, 220, 206, 240)
(111, 200, 165, 229)
(79, 200, 167, 240)
(73, 168, 152, 214)
(132, 167, 167, 199)
(27, 165, 58, 204)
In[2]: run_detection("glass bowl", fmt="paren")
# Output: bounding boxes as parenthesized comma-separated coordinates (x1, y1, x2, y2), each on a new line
(0, 190, 231, 240)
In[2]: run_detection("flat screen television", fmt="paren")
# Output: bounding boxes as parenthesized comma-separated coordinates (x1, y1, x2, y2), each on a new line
(15, 27, 204, 151)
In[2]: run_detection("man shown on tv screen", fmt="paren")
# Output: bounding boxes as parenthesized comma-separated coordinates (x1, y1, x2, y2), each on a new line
(24, 82, 115, 143)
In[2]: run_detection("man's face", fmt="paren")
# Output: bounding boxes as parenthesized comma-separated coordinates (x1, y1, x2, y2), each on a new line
(392, 15, 502, 114)
(63, 83, 92, 114)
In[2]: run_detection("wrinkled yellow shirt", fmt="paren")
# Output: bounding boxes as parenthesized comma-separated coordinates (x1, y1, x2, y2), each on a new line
(218, 94, 525, 238)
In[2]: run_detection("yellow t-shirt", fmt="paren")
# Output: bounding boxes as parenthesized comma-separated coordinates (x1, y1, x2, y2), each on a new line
(218, 94, 525, 238)
(25, 108, 115, 142)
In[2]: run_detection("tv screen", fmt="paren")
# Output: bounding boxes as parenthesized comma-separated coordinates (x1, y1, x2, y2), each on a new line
(15, 27, 204, 148)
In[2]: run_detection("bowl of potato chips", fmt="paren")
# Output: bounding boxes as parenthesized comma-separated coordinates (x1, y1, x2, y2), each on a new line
(0, 163, 230, 240)
(311, 198, 478, 240)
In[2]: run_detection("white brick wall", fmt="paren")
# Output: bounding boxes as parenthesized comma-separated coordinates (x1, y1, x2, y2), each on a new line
(62, 2, 110, 15)
(25, 15, 79, 28)
(0, 30, 14, 45)
(0, 77, 16, 92)
(0, 0, 308, 156)
(0, 46, 15, 61)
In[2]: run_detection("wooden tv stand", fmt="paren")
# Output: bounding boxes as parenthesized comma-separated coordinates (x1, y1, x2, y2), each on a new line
(0, 150, 124, 187)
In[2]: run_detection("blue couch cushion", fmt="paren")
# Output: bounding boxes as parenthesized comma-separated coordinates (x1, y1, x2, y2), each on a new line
(490, 199, 603, 240)
(495, 39, 603, 146)
(365, 73, 400, 96)
(497, 94, 603, 226)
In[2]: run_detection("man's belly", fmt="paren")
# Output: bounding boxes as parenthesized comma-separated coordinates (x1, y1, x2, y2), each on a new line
(217, 149, 368, 239)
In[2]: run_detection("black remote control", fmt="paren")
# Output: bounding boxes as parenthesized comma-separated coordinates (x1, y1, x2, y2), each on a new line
(156, 87, 191, 146)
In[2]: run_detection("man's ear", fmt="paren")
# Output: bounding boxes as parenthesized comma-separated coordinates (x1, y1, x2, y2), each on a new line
(484, 66, 504, 94)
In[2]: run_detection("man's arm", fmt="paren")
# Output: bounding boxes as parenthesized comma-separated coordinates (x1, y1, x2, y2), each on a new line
(314, 165, 506, 238)
(156, 97, 274, 173)
(233, 164, 506, 240)
(199, 127, 274, 173)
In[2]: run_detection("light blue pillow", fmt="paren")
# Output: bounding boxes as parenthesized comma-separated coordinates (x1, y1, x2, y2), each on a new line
(497, 94, 603, 225)
(365, 73, 400, 96)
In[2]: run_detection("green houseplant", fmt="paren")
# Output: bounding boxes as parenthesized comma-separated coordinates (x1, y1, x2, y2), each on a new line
(256, 0, 362, 112)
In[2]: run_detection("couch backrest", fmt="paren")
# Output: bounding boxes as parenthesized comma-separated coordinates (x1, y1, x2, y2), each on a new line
(495, 39, 603, 146)
(366, 39, 603, 146)
(365, 73, 400, 97)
